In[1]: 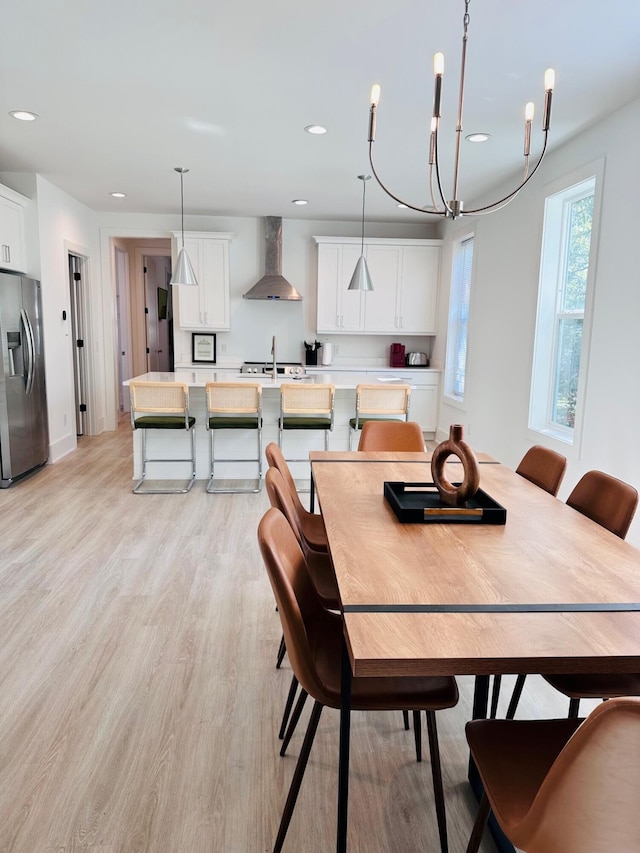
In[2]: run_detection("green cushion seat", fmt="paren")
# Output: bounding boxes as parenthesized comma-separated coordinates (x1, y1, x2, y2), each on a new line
(134, 415, 196, 429)
(282, 417, 332, 430)
(209, 416, 261, 429)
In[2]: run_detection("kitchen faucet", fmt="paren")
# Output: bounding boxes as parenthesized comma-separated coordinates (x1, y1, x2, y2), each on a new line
(271, 334, 277, 383)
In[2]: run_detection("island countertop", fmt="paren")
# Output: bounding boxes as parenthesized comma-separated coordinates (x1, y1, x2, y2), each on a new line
(124, 371, 422, 389)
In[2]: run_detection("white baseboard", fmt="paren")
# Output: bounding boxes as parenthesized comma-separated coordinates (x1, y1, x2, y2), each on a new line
(49, 432, 77, 463)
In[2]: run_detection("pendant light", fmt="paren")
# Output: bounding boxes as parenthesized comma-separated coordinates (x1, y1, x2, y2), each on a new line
(348, 175, 374, 291)
(170, 167, 198, 286)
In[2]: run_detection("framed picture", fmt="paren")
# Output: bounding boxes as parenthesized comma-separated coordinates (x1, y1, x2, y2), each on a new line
(192, 332, 216, 364)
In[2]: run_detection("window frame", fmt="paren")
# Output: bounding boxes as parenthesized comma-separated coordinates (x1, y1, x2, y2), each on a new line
(528, 159, 605, 455)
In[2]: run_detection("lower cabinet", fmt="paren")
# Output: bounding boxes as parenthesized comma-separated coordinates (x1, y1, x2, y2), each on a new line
(408, 380, 439, 433)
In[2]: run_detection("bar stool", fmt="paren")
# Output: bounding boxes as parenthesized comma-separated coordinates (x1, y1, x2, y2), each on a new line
(204, 382, 263, 493)
(278, 383, 335, 460)
(129, 380, 196, 494)
(349, 383, 411, 449)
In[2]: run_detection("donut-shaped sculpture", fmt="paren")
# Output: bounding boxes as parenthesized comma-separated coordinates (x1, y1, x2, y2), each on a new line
(430, 424, 480, 507)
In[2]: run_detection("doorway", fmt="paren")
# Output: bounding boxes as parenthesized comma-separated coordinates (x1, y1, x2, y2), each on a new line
(68, 253, 89, 436)
(143, 254, 173, 372)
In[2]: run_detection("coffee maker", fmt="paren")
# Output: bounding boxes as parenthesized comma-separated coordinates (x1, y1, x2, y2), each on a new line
(390, 343, 405, 367)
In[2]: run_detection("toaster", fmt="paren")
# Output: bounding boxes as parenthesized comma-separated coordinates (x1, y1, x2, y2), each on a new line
(405, 352, 429, 366)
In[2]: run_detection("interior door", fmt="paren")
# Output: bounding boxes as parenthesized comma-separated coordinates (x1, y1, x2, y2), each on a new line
(143, 255, 172, 372)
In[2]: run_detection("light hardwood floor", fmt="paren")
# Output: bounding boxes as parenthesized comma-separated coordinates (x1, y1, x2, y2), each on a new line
(0, 421, 597, 852)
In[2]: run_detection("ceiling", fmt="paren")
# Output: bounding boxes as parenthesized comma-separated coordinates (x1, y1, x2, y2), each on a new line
(2, 0, 639, 223)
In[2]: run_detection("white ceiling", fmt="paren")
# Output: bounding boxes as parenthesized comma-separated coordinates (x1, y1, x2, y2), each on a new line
(2, 0, 639, 223)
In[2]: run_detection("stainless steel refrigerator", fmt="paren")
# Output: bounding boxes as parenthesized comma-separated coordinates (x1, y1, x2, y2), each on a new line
(0, 271, 49, 487)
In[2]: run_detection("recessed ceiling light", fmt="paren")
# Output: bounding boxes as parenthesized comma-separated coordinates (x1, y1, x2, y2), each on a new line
(304, 125, 327, 135)
(466, 132, 491, 143)
(9, 110, 38, 121)
(292, 199, 308, 206)
(110, 192, 126, 198)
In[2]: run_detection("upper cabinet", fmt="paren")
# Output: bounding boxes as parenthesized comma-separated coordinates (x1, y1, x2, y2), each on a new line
(316, 241, 365, 332)
(171, 231, 233, 330)
(314, 237, 441, 335)
(0, 185, 27, 274)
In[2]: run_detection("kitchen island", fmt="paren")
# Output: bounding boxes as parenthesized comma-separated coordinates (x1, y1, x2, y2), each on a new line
(124, 370, 439, 483)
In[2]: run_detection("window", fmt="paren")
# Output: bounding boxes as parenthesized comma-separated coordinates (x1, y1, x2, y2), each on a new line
(445, 235, 474, 402)
(529, 163, 603, 447)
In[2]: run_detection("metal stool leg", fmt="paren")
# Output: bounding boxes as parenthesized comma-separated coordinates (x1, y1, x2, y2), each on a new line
(133, 425, 196, 494)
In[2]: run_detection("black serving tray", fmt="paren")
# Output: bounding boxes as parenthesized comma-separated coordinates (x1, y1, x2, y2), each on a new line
(384, 481, 507, 524)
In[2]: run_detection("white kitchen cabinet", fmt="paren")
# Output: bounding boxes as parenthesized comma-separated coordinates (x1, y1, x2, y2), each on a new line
(407, 374, 439, 433)
(397, 244, 440, 334)
(314, 237, 441, 335)
(0, 186, 26, 274)
(172, 231, 233, 330)
(363, 244, 402, 332)
(316, 241, 365, 332)
(373, 369, 440, 434)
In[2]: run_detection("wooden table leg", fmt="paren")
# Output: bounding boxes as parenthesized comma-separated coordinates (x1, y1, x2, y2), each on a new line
(337, 633, 352, 852)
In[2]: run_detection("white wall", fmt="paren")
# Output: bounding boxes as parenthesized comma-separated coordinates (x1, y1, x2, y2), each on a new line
(33, 177, 100, 461)
(435, 95, 640, 544)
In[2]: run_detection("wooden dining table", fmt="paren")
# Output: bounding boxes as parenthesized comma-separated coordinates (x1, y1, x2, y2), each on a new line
(310, 451, 640, 852)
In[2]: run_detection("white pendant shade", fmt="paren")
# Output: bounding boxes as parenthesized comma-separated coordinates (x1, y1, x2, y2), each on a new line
(348, 254, 374, 291)
(170, 247, 198, 286)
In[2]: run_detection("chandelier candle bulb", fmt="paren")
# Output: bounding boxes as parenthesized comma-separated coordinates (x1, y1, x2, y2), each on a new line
(544, 68, 556, 92)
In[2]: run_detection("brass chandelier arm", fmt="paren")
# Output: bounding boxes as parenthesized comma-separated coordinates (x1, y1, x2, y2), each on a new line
(464, 133, 549, 215)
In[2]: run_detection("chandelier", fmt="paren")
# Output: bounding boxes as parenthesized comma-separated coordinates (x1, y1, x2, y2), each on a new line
(367, 0, 555, 220)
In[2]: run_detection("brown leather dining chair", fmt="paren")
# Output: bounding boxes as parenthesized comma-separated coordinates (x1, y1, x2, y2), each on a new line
(265, 466, 419, 754)
(465, 697, 640, 853)
(265, 442, 328, 552)
(490, 445, 567, 716)
(258, 507, 459, 853)
(357, 419, 426, 451)
(504, 470, 639, 720)
(264, 465, 339, 746)
(564, 468, 638, 539)
(515, 445, 567, 496)
(264, 467, 339, 613)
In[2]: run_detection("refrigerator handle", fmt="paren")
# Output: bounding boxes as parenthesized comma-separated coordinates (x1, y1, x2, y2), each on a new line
(21, 308, 36, 395)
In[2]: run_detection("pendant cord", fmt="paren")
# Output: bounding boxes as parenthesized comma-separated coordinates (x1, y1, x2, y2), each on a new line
(180, 171, 185, 250)
(361, 178, 366, 254)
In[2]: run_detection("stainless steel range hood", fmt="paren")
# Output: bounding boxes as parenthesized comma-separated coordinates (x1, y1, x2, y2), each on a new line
(243, 216, 303, 300)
